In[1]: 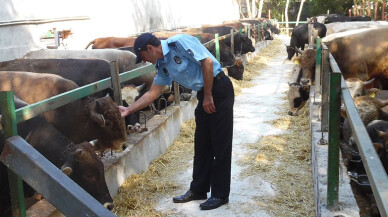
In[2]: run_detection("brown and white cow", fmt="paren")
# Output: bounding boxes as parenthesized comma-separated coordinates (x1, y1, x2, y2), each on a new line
(0, 71, 127, 152)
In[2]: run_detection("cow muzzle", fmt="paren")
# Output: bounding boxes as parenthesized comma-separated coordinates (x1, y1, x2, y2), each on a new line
(300, 78, 312, 86)
(104, 202, 114, 210)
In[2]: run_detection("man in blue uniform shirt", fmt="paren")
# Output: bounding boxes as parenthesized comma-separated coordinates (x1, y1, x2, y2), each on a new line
(118, 33, 234, 210)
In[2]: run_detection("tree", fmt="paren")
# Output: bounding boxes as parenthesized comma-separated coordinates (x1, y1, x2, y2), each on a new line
(285, 0, 290, 34)
(258, 0, 264, 17)
(296, 0, 306, 25)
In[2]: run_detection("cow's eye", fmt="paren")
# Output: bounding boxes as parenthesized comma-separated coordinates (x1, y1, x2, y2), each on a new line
(83, 173, 97, 182)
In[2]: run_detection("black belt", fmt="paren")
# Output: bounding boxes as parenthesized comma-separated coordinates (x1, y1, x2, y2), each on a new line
(214, 71, 225, 80)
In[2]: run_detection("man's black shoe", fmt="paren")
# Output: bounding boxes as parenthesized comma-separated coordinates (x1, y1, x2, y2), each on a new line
(199, 197, 229, 210)
(172, 190, 207, 203)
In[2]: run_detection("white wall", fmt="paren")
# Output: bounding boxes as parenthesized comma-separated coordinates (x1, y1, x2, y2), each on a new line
(0, 0, 240, 61)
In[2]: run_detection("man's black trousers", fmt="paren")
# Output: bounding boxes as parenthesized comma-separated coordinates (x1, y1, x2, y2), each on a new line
(190, 72, 234, 199)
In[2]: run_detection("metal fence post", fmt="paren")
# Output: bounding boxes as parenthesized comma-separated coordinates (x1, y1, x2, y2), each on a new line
(327, 64, 341, 210)
(314, 38, 322, 102)
(230, 29, 234, 55)
(173, 82, 180, 106)
(0, 91, 26, 217)
(321, 45, 329, 132)
(109, 61, 123, 106)
(215, 33, 220, 63)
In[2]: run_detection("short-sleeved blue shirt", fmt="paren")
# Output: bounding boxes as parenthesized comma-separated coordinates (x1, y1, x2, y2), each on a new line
(153, 34, 223, 91)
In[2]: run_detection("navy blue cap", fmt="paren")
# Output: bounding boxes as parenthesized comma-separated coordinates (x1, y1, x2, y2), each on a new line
(134, 33, 156, 63)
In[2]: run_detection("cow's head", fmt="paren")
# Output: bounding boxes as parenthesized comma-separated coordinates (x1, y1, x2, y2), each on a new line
(85, 96, 127, 152)
(346, 78, 375, 99)
(286, 45, 296, 60)
(298, 49, 316, 86)
(61, 142, 114, 210)
(263, 28, 274, 40)
(287, 82, 310, 116)
(226, 59, 244, 80)
(239, 34, 255, 54)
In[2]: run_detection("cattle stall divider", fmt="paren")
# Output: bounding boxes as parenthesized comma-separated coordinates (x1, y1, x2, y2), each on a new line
(316, 40, 388, 215)
(0, 32, 234, 216)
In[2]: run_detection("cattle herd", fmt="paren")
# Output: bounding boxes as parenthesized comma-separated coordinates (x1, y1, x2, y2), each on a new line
(2, 12, 387, 215)
(0, 18, 278, 215)
(286, 13, 388, 216)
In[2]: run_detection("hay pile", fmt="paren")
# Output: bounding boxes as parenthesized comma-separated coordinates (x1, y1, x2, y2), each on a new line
(112, 120, 195, 217)
(237, 101, 314, 216)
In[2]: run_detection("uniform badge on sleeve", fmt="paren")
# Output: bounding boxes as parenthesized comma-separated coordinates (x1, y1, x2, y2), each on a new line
(187, 49, 194, 57)
(162, 67, 169, 75)
(174, 56, 182, 64)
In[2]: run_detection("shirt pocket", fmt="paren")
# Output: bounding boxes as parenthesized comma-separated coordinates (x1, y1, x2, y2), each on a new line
(174, 55, 188, 72)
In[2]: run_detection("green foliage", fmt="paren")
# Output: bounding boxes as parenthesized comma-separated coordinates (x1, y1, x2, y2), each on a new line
(259, 0, 355, 21)
(309, 0, 353, 16)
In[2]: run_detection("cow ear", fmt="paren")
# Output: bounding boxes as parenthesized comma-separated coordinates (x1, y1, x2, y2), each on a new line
(75, 149, 84, 158)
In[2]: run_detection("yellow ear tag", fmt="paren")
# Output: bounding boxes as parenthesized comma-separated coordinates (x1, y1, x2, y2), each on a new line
(294, 59, 300, 65)
(370, 92, 376, 98)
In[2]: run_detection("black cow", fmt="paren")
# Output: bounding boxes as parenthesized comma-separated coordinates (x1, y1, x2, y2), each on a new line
(201, 25, 235, 36)
(226, 60, 244, 80)
(286, 22, 327, 60)
(0, 96, 113, 216)
(207, 40, 236, 67)
(224, 33, 255, 55)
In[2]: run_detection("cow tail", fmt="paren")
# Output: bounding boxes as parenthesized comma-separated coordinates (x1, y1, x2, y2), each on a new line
(85, 40, 96, 49)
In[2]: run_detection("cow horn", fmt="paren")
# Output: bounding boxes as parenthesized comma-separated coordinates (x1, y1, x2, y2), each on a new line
(363, 78, 375, 86)
(136, 83, 146, 92)
(75, 149, 84, 158)
(377, 98, 388, 107)
(295, 47, 304, 55)
(376, 129, 388, 138)
(61, 167, 73, 176)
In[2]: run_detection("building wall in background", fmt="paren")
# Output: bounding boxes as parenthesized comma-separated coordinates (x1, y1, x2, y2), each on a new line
(0, 0, 240, 61)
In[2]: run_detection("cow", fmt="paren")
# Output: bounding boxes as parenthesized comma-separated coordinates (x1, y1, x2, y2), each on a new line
(323, 27, 388, 88)
(342, 96, 388, 126)
(0, 71, 127, 152)
(236, 19, 274, 40)
(286, 22, 327, 60)
(0, 96, 113, 216)
(22, 49, 156, 92)
(345, 78, 375, 99)
(0, 58, 113, 96)
(226, 60, 244, 80)
(206, 39, 236, 67)
(287, 82, 310, 116)
(85, 37, 137, 49)
(293, 49, 316, 85)
(224, 33, 255, 55)
(201, 25, 235, 36)
(325, 21, 388, 35)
